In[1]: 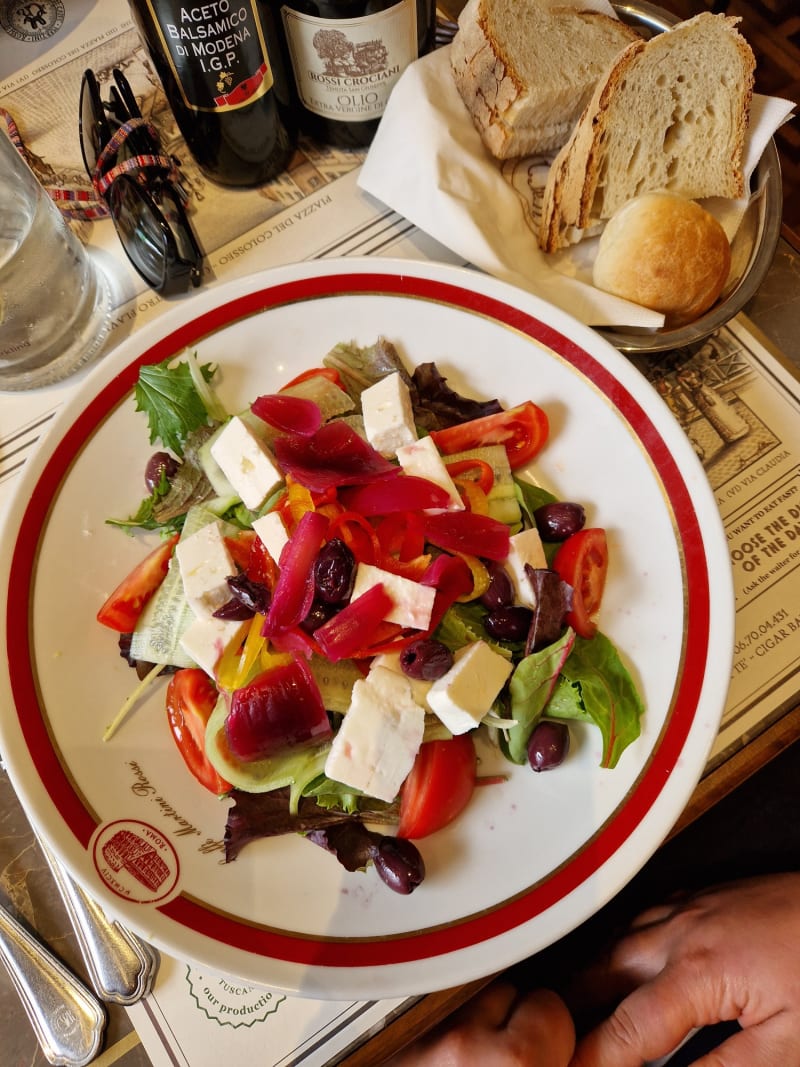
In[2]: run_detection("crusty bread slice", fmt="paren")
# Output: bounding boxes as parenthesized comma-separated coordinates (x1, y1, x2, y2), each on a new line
(450, 0, 641, 160)
(539, 12, 755, 252)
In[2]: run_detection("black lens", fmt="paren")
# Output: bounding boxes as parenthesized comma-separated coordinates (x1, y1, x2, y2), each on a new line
(79, 69, 110, 176)
(108, 176, 169, 291)
(155, 184, 203, 277)
(108, 176, 203, 294)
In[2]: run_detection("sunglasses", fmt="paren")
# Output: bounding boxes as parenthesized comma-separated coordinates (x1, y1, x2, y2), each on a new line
(79, 68, 203, 296)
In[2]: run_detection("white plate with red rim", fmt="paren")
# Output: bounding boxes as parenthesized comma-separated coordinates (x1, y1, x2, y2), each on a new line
(0, 257, 732, 999)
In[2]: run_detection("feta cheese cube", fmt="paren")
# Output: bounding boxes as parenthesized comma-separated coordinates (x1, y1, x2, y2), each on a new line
(504, 526, 547, 608)
(209, 415, 282, 510)
(427, 640, 513, 735)
(396, 435, 464, 511)
(360, 372, 417, 457)
(179, 616, 247, 677)
(176, 521, 236, 618)
(324, 665, 425, 802)
(252, 511, 289, 564)
(351, 562, 436, 631)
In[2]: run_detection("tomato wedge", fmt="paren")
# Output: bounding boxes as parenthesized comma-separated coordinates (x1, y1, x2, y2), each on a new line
(552, 528, 608, 639)
(429, 402, 549, 469)
(282, 366, 344, 390)
(398, 735, 477, 840)
(166, 669, 231, 795)
(96, 534, 179, 632)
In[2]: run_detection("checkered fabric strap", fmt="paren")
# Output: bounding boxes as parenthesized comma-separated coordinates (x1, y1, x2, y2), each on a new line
(91, 117, 179, 197)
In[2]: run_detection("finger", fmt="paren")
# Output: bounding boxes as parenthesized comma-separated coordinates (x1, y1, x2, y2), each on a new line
(566, 923, 673, 1011)
(626, 901, 684, 931)
(461, 980, 519, 1028)
(506, 988, 575, 1065)
(388, 986, 574, 1067)
(571, 962, 736, 1067)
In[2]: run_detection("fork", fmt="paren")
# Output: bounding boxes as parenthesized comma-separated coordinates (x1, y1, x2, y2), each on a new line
(0, 899, 106, 1066)
(34, 831, 158, 1005)
(0, 753, 157, 1005)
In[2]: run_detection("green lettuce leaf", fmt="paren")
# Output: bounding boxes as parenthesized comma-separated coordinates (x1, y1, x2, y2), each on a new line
(135, 353, 221, 456)
(435, 602, 514, 660)
(504, 628, 576, 763)
(550, 633, 645, 768)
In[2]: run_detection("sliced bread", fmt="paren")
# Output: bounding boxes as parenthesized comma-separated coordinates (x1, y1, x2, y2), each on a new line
(449, 0, 641, 160)
(539, 12, 755, 252)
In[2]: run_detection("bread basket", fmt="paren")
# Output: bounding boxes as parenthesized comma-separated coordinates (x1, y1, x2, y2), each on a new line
(596, 1, 783, 354)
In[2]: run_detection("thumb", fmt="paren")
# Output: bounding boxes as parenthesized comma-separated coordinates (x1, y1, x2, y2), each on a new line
(691, 1014, 799, 1067)
(570, 960, 735, 1067)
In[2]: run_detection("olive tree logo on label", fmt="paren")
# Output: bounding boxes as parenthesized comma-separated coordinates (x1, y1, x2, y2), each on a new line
(281, 1, 416, 121)
(0, 0, 65, 43)
(313, 29, 388, 78)
(92, 819, 180, 904)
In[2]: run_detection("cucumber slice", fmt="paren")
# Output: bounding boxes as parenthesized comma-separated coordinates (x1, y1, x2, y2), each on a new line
(196, 423, 235, 498)
(307, 655, 362, 713)
(130, 505, 237, 668)
(445, 444, 522, 526)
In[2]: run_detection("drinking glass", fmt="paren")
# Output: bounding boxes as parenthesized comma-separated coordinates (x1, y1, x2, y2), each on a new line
(0, 129, 112, 391)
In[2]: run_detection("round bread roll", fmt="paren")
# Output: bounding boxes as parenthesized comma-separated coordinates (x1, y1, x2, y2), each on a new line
(593, 192, 732, 327)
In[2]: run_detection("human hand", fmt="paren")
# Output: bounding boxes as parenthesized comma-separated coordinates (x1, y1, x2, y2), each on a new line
(571, 872, 800, 1066)
(388, 980, 575, 1066)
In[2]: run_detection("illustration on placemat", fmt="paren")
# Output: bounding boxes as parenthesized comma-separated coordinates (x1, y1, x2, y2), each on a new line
(2, 27, 364, 258)
(642, 330, 779, 491)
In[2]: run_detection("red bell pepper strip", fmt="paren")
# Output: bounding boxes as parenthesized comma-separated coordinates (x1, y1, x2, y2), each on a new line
(250, 394, 322, 436)
(421, 511, 511, 561)
(375, 512, 425, 562)
(224, 531, 256, 571)
(261, 510, 328, 637)
(314, 584, 394, 661)
(380, 553, 432, 582)
(273, 422, 399, 493)
(444, 458, 495, 494)
(327, 510, 381, 566)
(421, 553, 475, 632)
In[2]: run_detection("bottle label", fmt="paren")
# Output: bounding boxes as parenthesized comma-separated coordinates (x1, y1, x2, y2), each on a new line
(142, 0, 274, 112)
(280, 0, 417, 122)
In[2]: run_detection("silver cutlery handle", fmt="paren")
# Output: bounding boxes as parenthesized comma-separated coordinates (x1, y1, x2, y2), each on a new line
(36, 834, 157, 1004)
(0, 903, 106, 1067)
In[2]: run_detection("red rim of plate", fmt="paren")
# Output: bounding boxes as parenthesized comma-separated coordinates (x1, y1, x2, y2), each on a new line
(5, 270, 710, 969)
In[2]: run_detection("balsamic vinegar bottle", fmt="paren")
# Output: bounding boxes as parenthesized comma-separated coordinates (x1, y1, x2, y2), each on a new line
(270, 0, 437, 148)
(128, 0, 298, 186)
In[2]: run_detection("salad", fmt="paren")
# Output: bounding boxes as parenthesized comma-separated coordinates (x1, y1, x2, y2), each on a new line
(97, 337, 644, 895)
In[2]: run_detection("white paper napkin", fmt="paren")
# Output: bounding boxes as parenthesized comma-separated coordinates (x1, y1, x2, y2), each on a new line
(358, 44, 794, 329)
